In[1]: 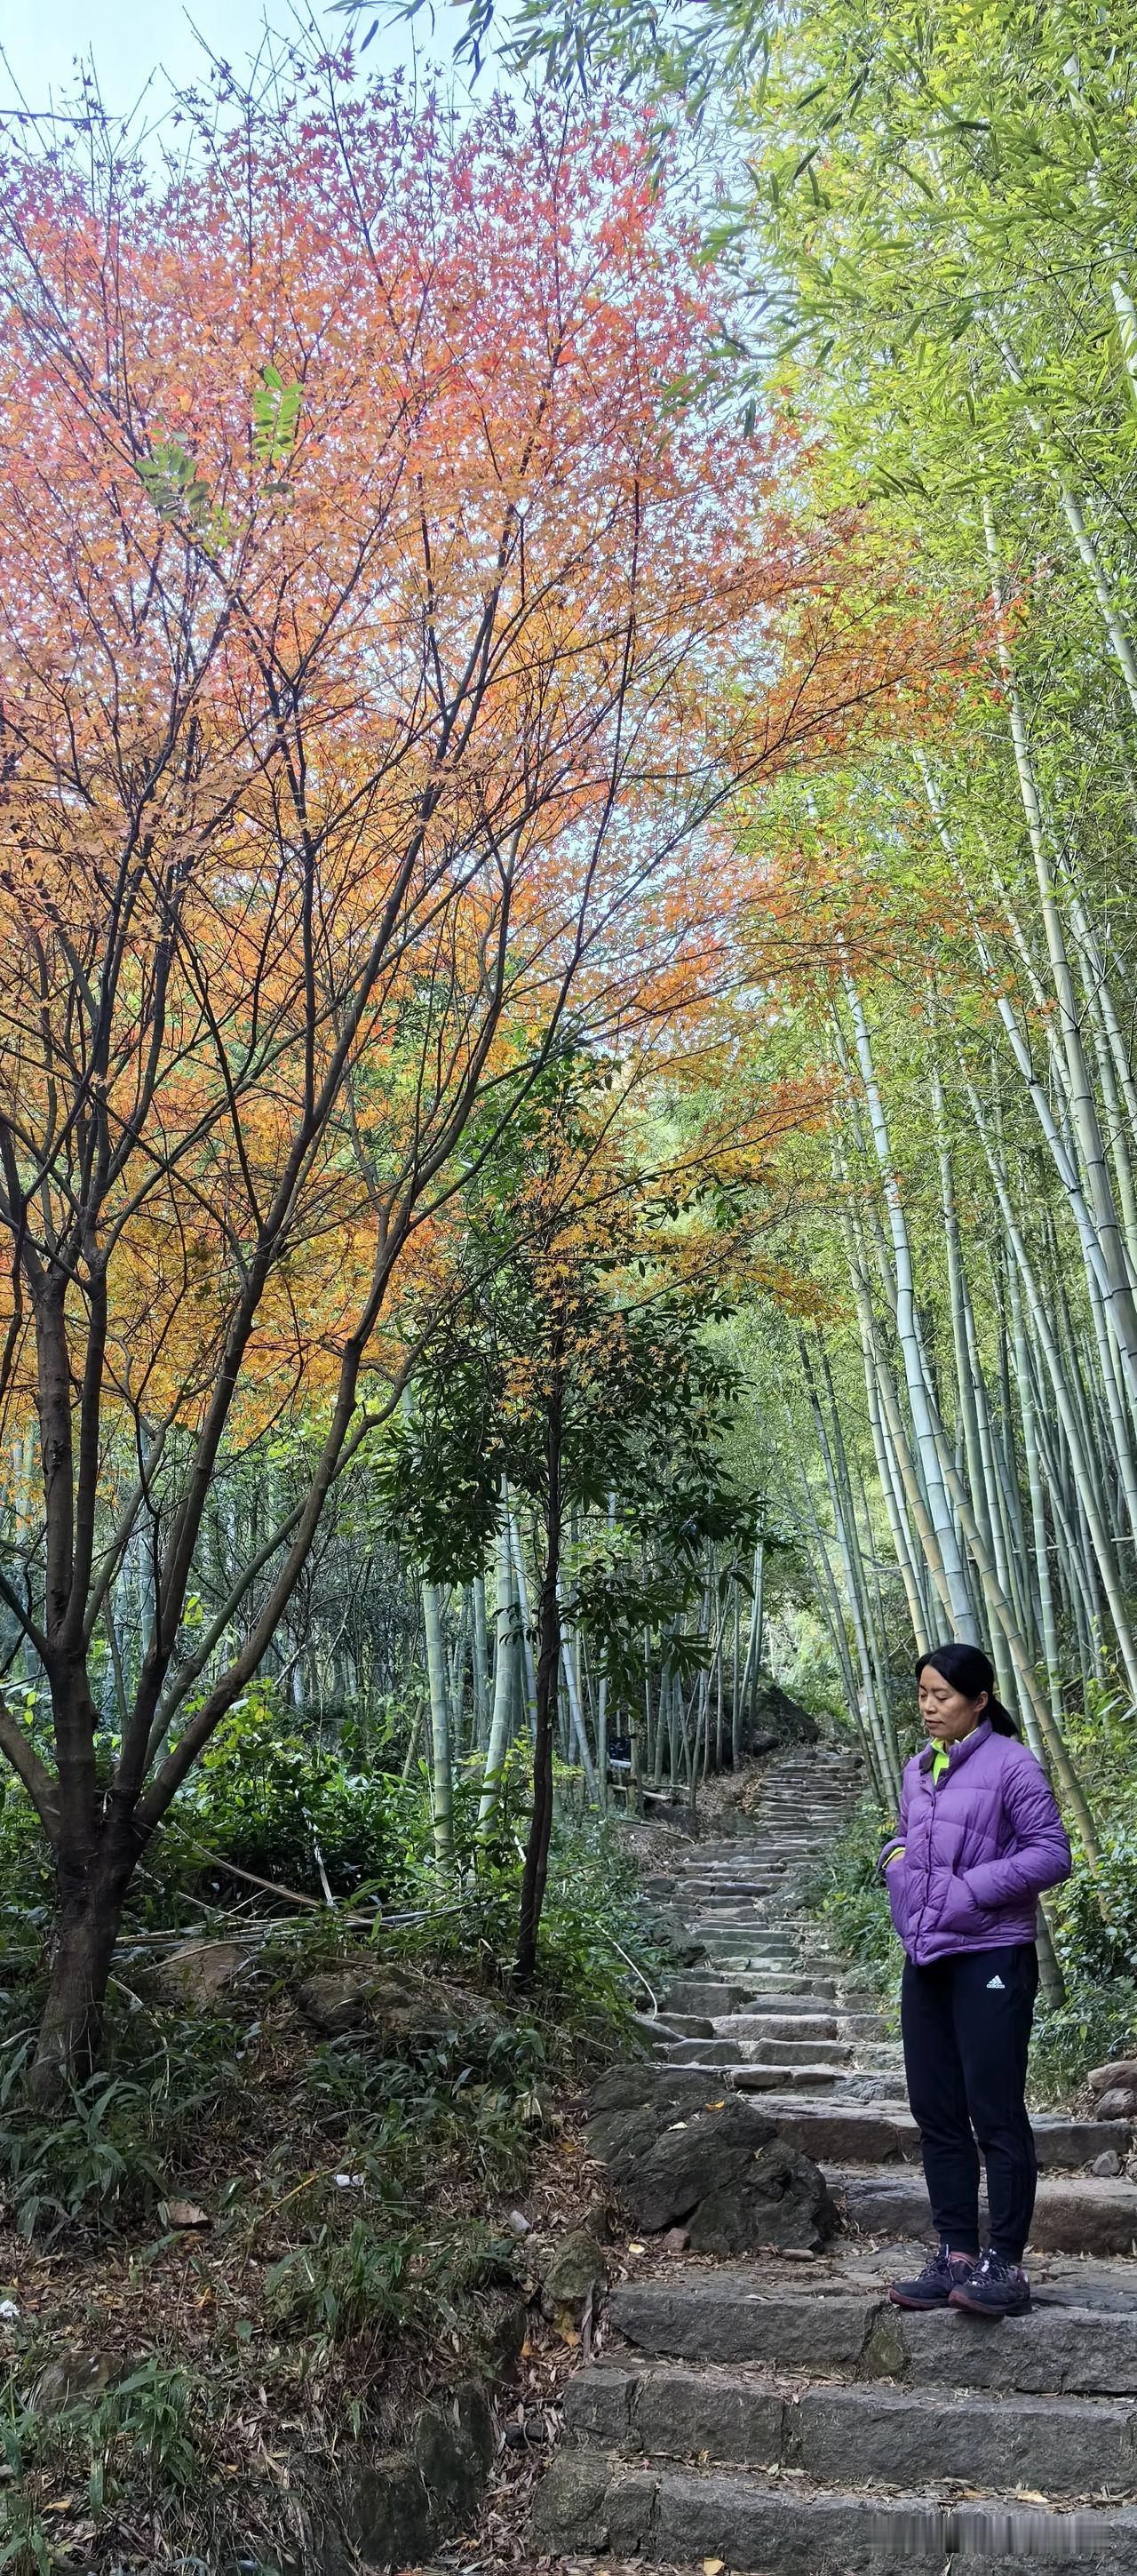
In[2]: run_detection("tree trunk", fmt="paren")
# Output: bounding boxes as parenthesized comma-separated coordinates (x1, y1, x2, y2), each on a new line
(30, 1848, 133, 2104)
(472, 1575, 489, 1747)
(478, 1489, 515, 1840)
(422, 1579, 454, 1873)
(515, 1376, 563, 1987)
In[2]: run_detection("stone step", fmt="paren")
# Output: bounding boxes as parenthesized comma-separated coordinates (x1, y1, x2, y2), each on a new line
(835, 2165, 1137, 2257)
(704, 1979, 845, 2002)
(720, 2012, 839, 2040)
(535, 2452, 1137, 2571)
(664, 2060, 843, 2089)
(728, 2101, 1133, 2170)
(721, 2008, 890, 2042)
(714, 2031, 854, 2065)
(656, 2037, 745, 2066)
(564, 2358, 1137, 2496)
(660, 1982, 763, 2015)
(537, 2452, 1137, 2576)
(608, 2269, 1137, 2393)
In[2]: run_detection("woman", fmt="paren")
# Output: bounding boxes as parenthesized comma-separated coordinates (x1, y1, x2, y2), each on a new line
(879, 1641, 1071, 2320)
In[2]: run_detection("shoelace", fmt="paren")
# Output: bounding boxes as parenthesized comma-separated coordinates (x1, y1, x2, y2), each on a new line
(976, 2251, 1017, 2282)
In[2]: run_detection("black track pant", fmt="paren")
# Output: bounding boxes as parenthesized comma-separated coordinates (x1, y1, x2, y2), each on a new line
(901, 1943, 1039, 2263)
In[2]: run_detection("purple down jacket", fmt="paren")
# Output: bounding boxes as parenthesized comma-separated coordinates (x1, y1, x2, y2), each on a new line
(879, 1719, 1071, 1966)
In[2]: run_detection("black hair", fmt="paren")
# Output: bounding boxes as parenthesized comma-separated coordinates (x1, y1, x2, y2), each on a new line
(916, 1641, 1019, 1737)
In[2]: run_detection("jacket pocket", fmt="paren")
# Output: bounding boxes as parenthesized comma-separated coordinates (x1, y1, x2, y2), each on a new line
(884, 1854, 910, 1942)
(938, 1870, 999, 1941)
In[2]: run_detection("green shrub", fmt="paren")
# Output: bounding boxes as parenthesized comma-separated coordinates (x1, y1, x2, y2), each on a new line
(1054, 1831, 1137, 1985)
(1030, 1975, 1137, 2106)
(171, 1690, 431, 1902)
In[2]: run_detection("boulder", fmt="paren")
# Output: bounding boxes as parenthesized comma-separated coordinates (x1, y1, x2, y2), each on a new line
(296, 1960, 501, 2046)
(1094, 2086, 1137, 2123)
(743, 1679, 820, 1752)
(153, 1938, 257, 2009)
(349, 2455, 433, 2571)
(1088, 2058, 1137, 2095)
(688, 2138, 836, 2256)
(349, 2385, 496, 2570)
(586, 2064, 834, 2253)
(538, 2229, 608, 2324)
(413, 2381, 495, 2526)
(296, 1966, 372, 2035)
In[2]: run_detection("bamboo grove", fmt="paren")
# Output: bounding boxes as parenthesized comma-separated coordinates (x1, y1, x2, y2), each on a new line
(735, 0, 1137, 1875)
(629, 0, 1137, 1913)
(429, 0, 1137, 1956)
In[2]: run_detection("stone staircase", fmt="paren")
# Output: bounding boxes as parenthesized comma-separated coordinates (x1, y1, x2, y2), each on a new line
(535, 1744, 1137, 2572)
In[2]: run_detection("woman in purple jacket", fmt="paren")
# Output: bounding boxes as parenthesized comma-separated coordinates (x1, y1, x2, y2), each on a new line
(879, 1640, 1071, 2320)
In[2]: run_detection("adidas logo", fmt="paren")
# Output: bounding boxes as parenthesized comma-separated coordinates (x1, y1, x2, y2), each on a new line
(986, 1974, 1006, 1990)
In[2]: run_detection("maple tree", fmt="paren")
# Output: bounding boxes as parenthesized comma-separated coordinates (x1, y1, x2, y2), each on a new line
(0, 54, 946, 2091)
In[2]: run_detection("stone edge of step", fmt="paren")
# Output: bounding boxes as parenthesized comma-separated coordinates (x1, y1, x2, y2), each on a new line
(533, 2451, 1137, 2569)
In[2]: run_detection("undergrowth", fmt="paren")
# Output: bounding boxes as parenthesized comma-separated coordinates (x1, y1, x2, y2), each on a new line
(0, 1736, 664, 2574)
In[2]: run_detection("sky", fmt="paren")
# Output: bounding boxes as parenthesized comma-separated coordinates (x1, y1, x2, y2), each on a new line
(0, 0, 449, 123)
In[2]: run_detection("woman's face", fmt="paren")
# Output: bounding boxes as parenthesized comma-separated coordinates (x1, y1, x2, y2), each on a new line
(918, 1663, 989, 1743)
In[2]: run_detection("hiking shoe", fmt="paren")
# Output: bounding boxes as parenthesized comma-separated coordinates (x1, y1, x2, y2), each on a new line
(949, 2250, 1031, 2319)
(888, 2245, 977, 2310)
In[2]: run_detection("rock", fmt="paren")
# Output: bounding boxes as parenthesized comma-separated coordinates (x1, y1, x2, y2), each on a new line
(538, 2229, 608, 2321)
(1093, 2086, 1137, 2122)
(296, 1961, 502, 2046)
(688, 2140, 835, 2255)
(1093, 2149, 1124, 2177)
(413, 2382, 495, 2529)
(349, 2454, 433, 2571)
(586, 2063, 833, 2253)
(1088, 2057, 1137, 2095)
(640, 1907, 706, 1967)
(505, 2209, 531, 2237)
(482, 2297, 528, 2385)
(744, 1679, 819, 1751)
(581, 2196, 616, 2243)
(33, 2350, 115, 2413)
(349, 2385, 496, 2569)
(153, 1937, 256, 2008)
(296, 1966, 371, 2034)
